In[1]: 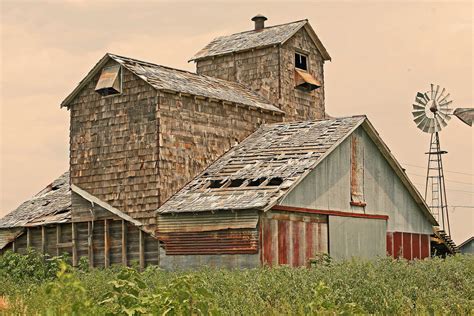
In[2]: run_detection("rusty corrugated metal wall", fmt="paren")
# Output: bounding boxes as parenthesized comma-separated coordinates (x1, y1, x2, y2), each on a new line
(261, 210, 328, 267)
(157, 210, 260, 269)
(386, 232, 430, 259)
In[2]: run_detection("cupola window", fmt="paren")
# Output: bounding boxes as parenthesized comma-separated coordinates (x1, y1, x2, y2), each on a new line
(295, 52, 308, 71)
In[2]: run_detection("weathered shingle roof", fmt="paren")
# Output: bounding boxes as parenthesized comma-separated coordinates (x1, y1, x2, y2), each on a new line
(157, 116, 365, 214)
(62, 53, 283, 114)
(110, 54, 282, 113)
(190, 20, 331, 61)
(0, 172, 71, 229)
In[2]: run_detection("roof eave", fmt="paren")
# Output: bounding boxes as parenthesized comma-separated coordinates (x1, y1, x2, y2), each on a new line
(60, 53, 113, 108)
(300, 22, 331, 61)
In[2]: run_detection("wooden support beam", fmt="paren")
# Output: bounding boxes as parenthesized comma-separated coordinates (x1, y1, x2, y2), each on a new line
(12, 240, 16, 253)
(56, 225, 61, 256)
(41, 226, 46, 254)
(88, 221, 94, 268)
(72, 223, 78, 266)
(26, 228, 31, 249)
(121, 220, 127, 266)
(139, 229, 145, 270)
(104, 219, 110, 268)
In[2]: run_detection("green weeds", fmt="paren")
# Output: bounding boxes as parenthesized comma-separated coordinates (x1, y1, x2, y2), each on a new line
(0, 250, 472, 315)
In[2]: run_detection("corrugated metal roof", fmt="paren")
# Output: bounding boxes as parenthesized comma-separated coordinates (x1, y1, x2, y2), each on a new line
(0, 172, 71, 229)
(157, 116, 365, 214)
(190, 20, 331, 61)
(158, 210, 258, 233)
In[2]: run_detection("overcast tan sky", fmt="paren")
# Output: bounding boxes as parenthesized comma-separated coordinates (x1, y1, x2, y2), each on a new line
(0, 0, 472, 244)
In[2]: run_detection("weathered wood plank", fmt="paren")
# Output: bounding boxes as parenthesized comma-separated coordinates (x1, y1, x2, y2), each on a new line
(26, 228, 31, 249)
(139, 229, 145, 270)
(41, 226, 46, 254)
(56, 225, 61, 256)
(121, 220, 127, 266)
(88, 221, 94, 268)
(72, 223, 78, 266)
(104, 219, 110, 268)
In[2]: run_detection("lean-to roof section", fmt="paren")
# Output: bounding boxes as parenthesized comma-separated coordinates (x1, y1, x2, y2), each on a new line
(157, 116, 365, 214)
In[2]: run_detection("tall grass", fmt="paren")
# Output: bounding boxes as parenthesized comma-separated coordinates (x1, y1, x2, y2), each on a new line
(0, 250, 472, 315)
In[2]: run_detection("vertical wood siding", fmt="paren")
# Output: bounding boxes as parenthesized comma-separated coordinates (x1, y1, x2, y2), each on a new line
(5, 221, 159, 268)
(261, 211, 328, 267)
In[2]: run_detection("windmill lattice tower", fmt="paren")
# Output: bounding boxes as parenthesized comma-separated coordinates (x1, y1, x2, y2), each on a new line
(412, 84, 452, 235)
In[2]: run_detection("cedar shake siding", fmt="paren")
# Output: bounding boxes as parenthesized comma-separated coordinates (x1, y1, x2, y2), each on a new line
(67, 55, 282, 223)
(195, 28, 326, 121)
(69, 61, 160, 223)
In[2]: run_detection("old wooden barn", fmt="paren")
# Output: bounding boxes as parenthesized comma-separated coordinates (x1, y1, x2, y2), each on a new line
(0, 15, 453, 269)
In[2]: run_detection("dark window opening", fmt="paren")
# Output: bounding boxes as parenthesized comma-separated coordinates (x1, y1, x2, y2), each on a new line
(248, 177, 267, 187)
(228, 179, 245, 188)
(295, 53, 308, 71)
(209, 180, 224, 188)
(267, 177, 284, 186)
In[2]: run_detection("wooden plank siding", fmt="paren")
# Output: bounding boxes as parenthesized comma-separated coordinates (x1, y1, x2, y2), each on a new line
(261, 210, 328, 267)
(4, 221, 159, 268)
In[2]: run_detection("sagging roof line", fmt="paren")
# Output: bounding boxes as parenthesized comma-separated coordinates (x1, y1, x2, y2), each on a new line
(157, 116, 366, 214)
(0, 172, 71, 229)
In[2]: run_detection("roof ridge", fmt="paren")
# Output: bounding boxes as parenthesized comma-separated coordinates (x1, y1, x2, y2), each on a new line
(108, 53, 205, 77)
(108, 53, 279, 102)
(215, 19, 307, 39)
(262, 115, 367, 127)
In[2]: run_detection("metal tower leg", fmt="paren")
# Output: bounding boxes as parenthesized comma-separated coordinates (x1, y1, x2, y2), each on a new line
(424, 132, 450, 235)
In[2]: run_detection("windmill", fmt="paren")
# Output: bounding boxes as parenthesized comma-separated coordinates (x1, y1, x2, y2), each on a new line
(412, 84, 473, 237)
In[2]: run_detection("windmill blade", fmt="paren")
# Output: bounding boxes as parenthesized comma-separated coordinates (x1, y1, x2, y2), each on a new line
(437, 110, 451, 123)
(432, 117, 442, 132)
(430, 84, 435, 100)
(416, 92, 428, 105)
(427, 119, 436, 133)
(438, 93, 450, 104)
(414, 114, 427, 125)
(419, 117, 432, 132)
(424, 92, 430, 103)
(435, 114, 448, 129)
(412, 103, 425, 111)
(438, 106, 452, 117)
(439, 100, 453, 108)
(453, 108, 474, 126)
(412, 111, 425, 121)
(436, 87, 446, 103)
(433, 84, 440, 101)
